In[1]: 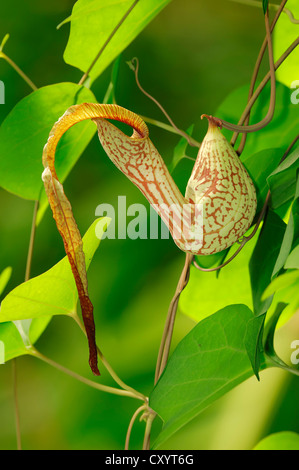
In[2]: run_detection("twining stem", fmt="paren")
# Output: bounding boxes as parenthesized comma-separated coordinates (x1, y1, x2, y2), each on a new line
(228, 0, 299, 24)
(125, 404, 148, 450)
(78, 0, 140, 85)
(193, 32, 298, 269)
(232, 0, 288, 152)
(130, 3, 295, 149)
(72, 313, 146, 401)
(0, 51, 37, 91)
(143, 254, 193, 449)
(29, 347, 144, 401)
(142, 410, 156, 450)
(140, 114, 198, 145)
(232, 37, 299, 143)
(129, 57, 201, 148)
(229, 0, 278, 8)
(218, 8, 276, 134)
(155, 253, 193, 384)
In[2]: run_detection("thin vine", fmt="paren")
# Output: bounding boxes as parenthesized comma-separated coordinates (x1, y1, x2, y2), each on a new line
(233, 0, 288, 153)
(29, 347, 144, 401)
(215, 9, 276, 134)
(228, 0, 299, 24)
(127, 57, 201, 148)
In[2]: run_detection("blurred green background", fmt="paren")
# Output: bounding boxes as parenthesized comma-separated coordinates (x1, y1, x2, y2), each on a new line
(0, 0, 298, 450)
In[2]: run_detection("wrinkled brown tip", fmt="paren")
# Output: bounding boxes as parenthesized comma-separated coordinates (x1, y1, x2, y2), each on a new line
(201, 114, 223, 129)
(80, 295, 101, 376)
(89, 356, 101, 376)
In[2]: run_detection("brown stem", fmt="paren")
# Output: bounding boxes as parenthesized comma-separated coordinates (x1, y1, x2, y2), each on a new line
(205, 34, 298, 153)
(218, 9, 276, 135)
(130, 57, 201, 148)
(78, 0, 140, 85)
(233, 0, 288, 153)
(155, 253, 193, 384)
(234, 38, 298, 134)
(124, 404, 148, 450)
(142, 410, 156, 450)
(30, 348, 143, 400)
(201, 114, 223, 129)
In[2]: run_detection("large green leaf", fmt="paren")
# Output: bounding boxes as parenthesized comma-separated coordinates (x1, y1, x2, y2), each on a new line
(0, 218, 109, 324)
(254, 432, 299, 450)
(273, 0, 299, 87)
(215, 82, 299, 161)
(0, 83, 96, 203)
(150, 304, 266, 449)
(62, 0, 172, 83)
